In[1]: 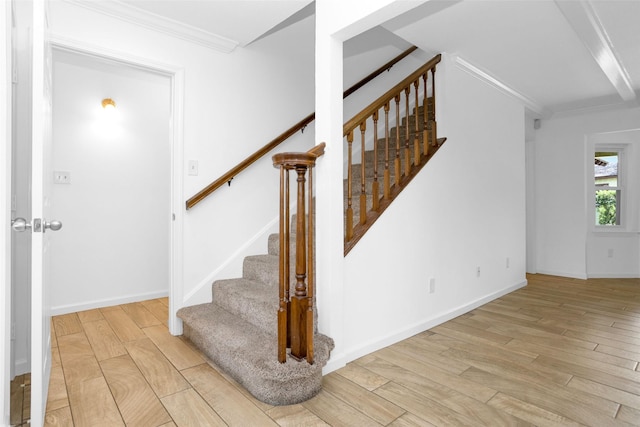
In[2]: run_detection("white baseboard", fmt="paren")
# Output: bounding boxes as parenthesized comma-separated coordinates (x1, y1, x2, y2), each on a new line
(50, 290, 169, 316)
(536, 269, 588, 280)
(323, 279, 527, 374)
(13, 358, 29, 377)
(587, 273, 640, 279)
(322, 352, 347, 375)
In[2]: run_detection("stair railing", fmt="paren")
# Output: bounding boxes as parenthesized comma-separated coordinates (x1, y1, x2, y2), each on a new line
(344, 54, 444, 254)
(272, 142, 325, 364)
(185, 46, 417, 210)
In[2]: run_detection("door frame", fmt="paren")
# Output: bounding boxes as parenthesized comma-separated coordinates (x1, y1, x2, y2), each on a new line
(49, 35, 185, 334)
(1, 0, 13, 424)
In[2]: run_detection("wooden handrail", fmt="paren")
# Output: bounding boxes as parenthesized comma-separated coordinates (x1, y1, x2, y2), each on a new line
(343, 53, 445, 253)
(343, 46, 417, 98)
(185, 113, 315, 210)
(343, 54, 441, 136)
(185, 46, 419, 210)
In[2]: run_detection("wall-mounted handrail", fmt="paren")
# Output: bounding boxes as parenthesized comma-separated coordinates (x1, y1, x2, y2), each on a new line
(185, 113, 315, 209)
(185, 46, 419, 210)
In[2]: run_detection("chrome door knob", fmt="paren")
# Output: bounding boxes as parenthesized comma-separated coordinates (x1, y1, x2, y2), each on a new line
(44, 220, 63, 231)
(11, 218, 31, 232)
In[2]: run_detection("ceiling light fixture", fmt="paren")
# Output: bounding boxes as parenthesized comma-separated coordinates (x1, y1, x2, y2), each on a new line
(101, 98, 116, 109)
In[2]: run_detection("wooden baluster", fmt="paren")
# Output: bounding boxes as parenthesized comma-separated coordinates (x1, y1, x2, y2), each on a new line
(383, 102, 391, 199)
(431, 66, 437, 147)
(290, 165, 308, 360)
(277, 165, 289, 363)
(372, 110, 380, 211)
(284, 167, 290, 348)
(346, 131, 354, 241)
(404, 87, 411, 178)
(422, 72, 429, 156)
(306, 163, 314, 364)
(394, 94, 401, 187)
(413, 80, 420, 166)
(359, 121, 367, 225)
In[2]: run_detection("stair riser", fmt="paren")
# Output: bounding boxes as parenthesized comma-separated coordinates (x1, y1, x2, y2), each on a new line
(213, 280, 278, 335)
(243, 255, 280, 288)
(178, 303, 333, 406)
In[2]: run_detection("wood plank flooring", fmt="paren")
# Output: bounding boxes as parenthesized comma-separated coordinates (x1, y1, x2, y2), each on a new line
(9, 373, 30, 426)
(31, 274, 640, 425)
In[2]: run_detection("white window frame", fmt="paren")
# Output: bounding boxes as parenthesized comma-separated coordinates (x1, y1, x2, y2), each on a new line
(592, 144, 627, 231)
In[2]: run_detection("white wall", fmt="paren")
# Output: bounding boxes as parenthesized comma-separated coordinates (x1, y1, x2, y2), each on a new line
(532, 107, 640, 278)
(49, 2, 317, 313)
(341, 53, 527, 361)
(49, 51, 171, 313)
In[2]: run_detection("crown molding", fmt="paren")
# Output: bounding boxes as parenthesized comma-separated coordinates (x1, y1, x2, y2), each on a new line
(63, 0, 239, 53)
(548, 92, 639, 119)
(452, 55, 549, 117)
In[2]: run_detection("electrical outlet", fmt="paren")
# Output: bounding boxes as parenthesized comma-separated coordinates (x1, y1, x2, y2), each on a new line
(506, 257, 510, 268)
(53, 171, 71, 184)
(607, 249, 614, 258)
(429, 278, 436, 294)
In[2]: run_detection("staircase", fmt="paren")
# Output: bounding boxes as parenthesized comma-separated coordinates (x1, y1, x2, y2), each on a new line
(178, 50, 444, 407)
(177, 220, 334, 406)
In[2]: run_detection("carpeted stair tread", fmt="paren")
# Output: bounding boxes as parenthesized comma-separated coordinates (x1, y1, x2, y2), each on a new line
(213, 278, 279, 334)
(177, 302, 333, 405)
(243, 254, 279, 287)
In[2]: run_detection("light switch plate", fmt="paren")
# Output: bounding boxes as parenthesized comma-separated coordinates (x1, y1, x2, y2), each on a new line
(188, 160, 198, 176)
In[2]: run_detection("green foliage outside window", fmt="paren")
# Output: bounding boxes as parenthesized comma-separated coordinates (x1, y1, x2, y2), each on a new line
(595, 189, 617, 225)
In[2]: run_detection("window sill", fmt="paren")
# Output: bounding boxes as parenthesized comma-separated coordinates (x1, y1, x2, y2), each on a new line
(591, 227, 638, 236)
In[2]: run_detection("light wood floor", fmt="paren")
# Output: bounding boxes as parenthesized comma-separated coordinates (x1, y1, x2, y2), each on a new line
(35, 274, 640, 426)
(9, 373, 30, 426)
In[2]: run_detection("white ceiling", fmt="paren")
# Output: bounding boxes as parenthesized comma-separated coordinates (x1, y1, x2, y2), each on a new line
(89, 0, 639, 117)
(384, 0, 640, 117)
(119, 0, 313, 46)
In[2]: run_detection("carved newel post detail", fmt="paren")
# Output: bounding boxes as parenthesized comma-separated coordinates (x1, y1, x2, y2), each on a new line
(273, 143, 325, 364)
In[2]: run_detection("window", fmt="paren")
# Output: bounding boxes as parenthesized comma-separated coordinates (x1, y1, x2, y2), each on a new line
(594, 149, 622, 226)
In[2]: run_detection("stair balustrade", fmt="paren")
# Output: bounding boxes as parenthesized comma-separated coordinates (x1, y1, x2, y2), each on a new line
(272, 143, 325, 364)
(343, 54, 445, 254)
(185, 46, 417, 210)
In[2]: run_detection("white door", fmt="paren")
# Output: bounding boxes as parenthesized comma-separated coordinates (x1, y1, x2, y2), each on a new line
(30, 0, 57, 425)
(1, 0, 13, 424)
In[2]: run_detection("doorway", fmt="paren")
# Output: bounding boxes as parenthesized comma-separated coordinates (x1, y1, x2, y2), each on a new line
(49, 49, 172, 314)
(7, 38, 184, 424)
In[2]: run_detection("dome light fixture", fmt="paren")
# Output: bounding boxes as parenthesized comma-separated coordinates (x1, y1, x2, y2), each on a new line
(101, 98, 116, 109)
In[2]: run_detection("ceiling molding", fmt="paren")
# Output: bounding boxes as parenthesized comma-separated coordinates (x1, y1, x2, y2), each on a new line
(452, 55, 548, 117)
(548, 93, 640, 119)
(554, 0, 636, 102)
(63, 0, 239, 53)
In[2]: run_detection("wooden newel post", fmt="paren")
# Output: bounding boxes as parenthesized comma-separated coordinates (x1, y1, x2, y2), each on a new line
(273, 143, 325, 364)
(290, 165, 308, 360)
